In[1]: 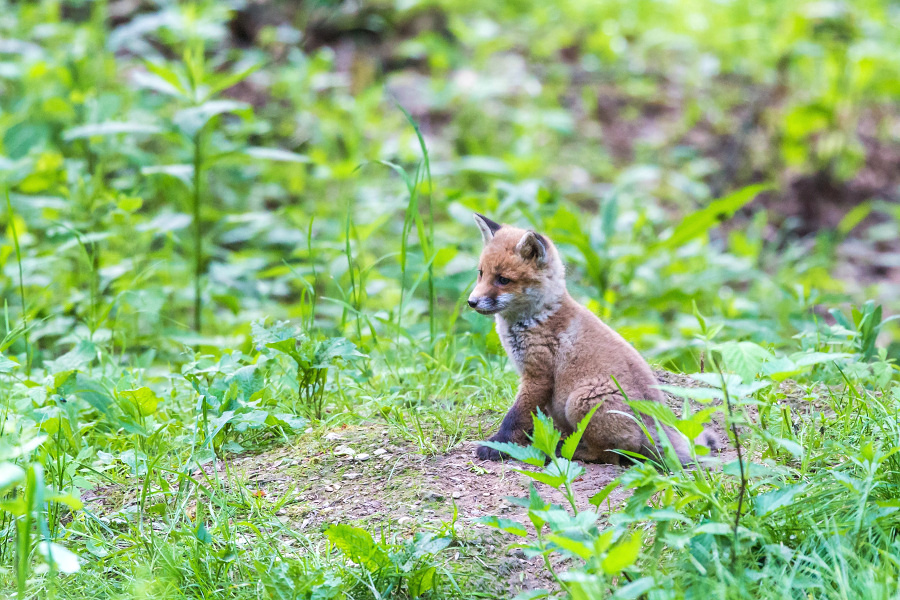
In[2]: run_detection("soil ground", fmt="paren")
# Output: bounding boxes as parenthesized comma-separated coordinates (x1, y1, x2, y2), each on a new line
(84, 370, 824, 596)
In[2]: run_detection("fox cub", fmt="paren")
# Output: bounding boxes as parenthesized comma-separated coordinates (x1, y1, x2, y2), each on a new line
(468, 213, 719, 465)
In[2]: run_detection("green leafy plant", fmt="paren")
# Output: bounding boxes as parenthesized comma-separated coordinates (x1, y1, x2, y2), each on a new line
(325, 524, 453, 598)
(252, 320, 363, 420)
(1, 429, 83, 597)
(477, 408, 656, 598)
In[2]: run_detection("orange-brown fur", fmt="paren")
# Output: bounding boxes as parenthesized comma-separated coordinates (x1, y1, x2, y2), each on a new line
(469, 213, 719, 465)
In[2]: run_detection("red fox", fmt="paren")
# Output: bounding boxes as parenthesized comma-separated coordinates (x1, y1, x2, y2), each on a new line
(468, 213, 719, 465)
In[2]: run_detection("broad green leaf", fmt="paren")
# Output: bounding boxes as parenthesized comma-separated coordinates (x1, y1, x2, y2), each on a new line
(63, 122, 161, 141)
(245, 147, 311, 163)
(408, 566, 437, 598)
(325, 524, 389, 570)
(511, 590, 550, 600)
(208, 62, 262, 97)
(174, 100, 250, 137)
(627, 400, 678, 427)
(117, 197, 142, 212)
(611, 576, 657, 599)
(195, 522, 213, 544)
(674, 406, 718, 440)
(132, 70, 188, 99)
(715, 341, 773, 383)
(589, 480, 620, 508)
(518, 468, 567, 488)
(0, 497, 26, 516)
(38, 416, 60, 435)
(772, 437, 804, 457)
(232, 410, 269, 432)
(723, 460, 771, 478)
(4, 121, 50, 159)
(694, 522, 733, 535)
(761, 356, 800, 381)
(67, 374, 115, 418)
(141, 164, 194, 187)
(789, 351, 852, 368)
(0, 353, 20, 373)
(265, 338, 300, 360)
(475, 516, 528, 537)
(601, 532, 642, 574)
(560, 404, 601, 460)
(0, 462, 25, 494)
(754, 483, 808, 516)
(314, 337, 365, 367)
(530, 508, 596, 531)
(530, 409, 561, 458)
(543, 457, 584, 487)
(3, 434, 47, 460)
(226, 364, 264, 403)
(143, 61, 190, 97)
(120, 387, 160, 417)
(45, 491, 83, 511)
(657, 184, 770, 250)
(687, 373, 773, 398)
(44, 341, 96, 374)
(546, 533, 593, 560)
(267, 413, 308, 430)
(38, 542, 80, 573)
(410, 534, 452, 559)
(479, 441, 545, 466)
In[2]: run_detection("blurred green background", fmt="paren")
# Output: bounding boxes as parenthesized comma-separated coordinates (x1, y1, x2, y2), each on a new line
(2, 0, 899, 370)
(4, 1, 900, 598)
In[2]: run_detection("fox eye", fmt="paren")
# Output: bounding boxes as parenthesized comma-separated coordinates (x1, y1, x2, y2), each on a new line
(497, 275, 511, 285)
(477, 269, 483, 279)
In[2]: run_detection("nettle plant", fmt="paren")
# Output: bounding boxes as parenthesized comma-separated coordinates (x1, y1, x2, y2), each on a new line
(251, 320, 364, 420)
(255, 525, 455, 600)
(475, 406, 686, 599)
(182, 350, 309, 458)
(1, 421, 83, 598)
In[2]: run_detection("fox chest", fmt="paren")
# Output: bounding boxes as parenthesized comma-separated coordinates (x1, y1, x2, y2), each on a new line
(496, 319, 558, 375)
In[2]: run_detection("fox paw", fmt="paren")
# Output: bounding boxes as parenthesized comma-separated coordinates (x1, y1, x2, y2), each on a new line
(476, 444, 506, 461)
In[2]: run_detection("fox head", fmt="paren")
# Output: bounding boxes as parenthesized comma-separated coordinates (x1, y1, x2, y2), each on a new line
(468, 213, 566, 320)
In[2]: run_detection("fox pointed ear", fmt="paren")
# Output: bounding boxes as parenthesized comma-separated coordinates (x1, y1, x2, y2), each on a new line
(473, 213, 502, 244)
(516, 231, 547, 264)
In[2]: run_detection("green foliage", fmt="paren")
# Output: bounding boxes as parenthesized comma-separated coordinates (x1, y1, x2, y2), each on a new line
(0, 0, 899, 598)
(482, 369, 900, 598)
(325, 525, 453, 598)
(252, 319, 363, 419)
(478, 408, 656, 596)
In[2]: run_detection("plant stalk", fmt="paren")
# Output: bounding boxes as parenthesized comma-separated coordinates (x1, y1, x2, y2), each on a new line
(192, 133, 203, 333)
(5, 190, 30, 373)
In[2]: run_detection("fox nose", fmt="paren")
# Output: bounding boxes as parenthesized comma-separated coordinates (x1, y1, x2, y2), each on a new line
(467, 298, 478, 308)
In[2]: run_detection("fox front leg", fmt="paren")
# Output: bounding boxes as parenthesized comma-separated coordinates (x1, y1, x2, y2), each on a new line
(477, 379, 553, 461)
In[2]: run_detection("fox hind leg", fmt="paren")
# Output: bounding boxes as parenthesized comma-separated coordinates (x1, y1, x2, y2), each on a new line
(564, 382, 645, 466)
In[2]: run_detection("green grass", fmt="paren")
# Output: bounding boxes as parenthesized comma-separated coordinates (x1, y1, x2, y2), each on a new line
(1, 0, 900, 598)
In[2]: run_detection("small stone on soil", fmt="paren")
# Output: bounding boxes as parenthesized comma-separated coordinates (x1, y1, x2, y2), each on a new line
(418, 490, 444, 502)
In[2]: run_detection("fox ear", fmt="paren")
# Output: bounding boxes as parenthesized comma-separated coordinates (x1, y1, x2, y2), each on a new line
(516, 231, 547, 264)
(473, 213, 502, 244)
